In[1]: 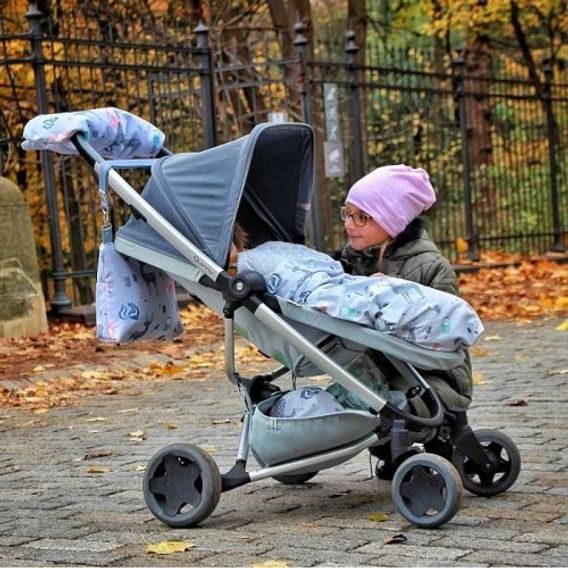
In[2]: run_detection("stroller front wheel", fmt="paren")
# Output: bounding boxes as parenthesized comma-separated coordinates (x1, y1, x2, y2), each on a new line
(453, 429, 521, 496)
(392, 454, 463, 529)
(143, 443, 222, 527)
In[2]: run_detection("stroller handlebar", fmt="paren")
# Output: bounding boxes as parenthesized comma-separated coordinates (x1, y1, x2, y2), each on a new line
(71, 133, 103, 167)
(71, 133, 173, 165)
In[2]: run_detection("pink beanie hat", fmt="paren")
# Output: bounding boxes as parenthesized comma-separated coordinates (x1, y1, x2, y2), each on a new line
(346, 164, 436, 237)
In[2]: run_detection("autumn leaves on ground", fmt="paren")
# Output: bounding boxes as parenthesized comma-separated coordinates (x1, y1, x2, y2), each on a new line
(1, 257, 567, 411)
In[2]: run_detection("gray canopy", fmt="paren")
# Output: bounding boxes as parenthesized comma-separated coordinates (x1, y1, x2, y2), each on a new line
(117, 122, 314, 268)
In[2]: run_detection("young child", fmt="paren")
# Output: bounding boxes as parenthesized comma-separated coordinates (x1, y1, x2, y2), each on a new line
(338, 164, 473, 412)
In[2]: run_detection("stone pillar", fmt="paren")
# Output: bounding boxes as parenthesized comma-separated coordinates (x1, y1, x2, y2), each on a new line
(0, 177, 48, 337)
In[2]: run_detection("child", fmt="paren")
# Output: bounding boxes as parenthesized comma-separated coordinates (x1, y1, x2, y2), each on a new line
(337, 164, 473, 413)
(334, 163, 477, 477)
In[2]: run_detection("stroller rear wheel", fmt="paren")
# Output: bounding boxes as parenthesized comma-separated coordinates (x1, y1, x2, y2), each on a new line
(392, 454, 463, 528)
(453, 429, 521, 496)
(272, 471, 318, 484)
(143, 443, 222, 527)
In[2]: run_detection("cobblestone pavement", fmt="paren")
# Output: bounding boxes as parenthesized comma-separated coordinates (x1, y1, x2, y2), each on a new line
(1, 318, 567, 567)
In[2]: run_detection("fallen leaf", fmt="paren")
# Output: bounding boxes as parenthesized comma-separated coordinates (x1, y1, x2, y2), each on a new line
(506, 399, 528, 407)
(455, 237, 468, 255)
(483, 335, 502, 342)
(146, 540, 193, 555)
(472, 371, 487, 385)
(117, 408, 139, 414)
(368, 512, 389, 522)
(83, 451, 113, 460)
(252, 561, 290, 568)
(86, 416, 107, 423)
(556, 319, 568, 331)
(165, 422, 178, 430)
(129, 430, 146, 441)
(546, 368, 568, 376)
(470, 346, 488, 357)
(87, 466, 110, 474)
(384, 533, 408, 544)
(81, 370, 111, 380)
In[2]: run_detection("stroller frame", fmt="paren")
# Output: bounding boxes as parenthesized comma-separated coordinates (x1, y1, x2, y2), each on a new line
(71, 127, 520, 529)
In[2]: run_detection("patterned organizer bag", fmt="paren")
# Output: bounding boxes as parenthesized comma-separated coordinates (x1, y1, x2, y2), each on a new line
(95, 224, 183, 343)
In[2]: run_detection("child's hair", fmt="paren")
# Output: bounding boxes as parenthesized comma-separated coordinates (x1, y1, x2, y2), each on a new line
(232, 222, 248, 252)
(228, 222, 249, 273)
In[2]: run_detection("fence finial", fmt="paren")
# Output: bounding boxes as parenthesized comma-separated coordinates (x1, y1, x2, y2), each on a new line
(293, 15, 308, 47)
(345, 29, 358, 55)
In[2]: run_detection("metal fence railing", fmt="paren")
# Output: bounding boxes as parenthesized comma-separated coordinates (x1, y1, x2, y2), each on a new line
(1, 3, 566, 310)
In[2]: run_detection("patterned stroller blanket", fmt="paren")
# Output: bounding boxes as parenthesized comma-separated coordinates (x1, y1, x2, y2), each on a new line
(237, 242, 484, 351)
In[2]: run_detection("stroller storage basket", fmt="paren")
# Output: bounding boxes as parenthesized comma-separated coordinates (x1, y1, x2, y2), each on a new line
(250, 395, 379, 468)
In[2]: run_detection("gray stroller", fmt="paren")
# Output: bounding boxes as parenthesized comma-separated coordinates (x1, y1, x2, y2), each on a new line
(67, 119, 520, 529)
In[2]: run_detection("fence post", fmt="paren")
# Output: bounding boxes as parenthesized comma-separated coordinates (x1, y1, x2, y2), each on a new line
(453, 49, 479, 261)
(195, 21, 217, 149)
(26, 2, 72, 311)
(345, 29, 364, 184)
(542, 58, 565, 252)
(294, 18, 324, 250)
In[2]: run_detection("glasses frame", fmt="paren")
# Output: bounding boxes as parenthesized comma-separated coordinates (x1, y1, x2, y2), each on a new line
(340, 206, 372, 227)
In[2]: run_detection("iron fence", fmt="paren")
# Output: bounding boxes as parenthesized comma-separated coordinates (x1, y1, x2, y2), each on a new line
(0, 2, 566, 310)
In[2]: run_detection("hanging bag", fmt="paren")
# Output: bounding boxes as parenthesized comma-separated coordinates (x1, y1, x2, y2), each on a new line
(95, 161, 182, 343)
(95, 225, 183, 343)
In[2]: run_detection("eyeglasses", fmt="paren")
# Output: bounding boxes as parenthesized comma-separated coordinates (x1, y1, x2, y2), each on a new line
(340, 206, 372, 227)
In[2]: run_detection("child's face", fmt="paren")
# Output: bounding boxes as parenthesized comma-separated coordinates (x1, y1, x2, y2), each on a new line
(343, 205, 390, 251)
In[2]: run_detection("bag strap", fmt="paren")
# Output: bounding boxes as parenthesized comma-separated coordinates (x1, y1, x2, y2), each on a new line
(97, 159, 157, 223)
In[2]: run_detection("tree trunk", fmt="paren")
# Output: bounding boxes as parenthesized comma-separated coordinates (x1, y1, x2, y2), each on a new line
(464, 34, 495, 235)
(464, 35, 493, 168)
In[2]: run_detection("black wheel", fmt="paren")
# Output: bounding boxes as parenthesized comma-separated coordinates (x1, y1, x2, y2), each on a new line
(453, 429, 521, 496)
(392, 454, 463, 529)
(143, 443, 222, 527)
(272, 471, 318, 484)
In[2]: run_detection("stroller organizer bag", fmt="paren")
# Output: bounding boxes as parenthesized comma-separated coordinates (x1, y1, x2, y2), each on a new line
(250, 387, 379, 469)
(23, 108, 521, 530)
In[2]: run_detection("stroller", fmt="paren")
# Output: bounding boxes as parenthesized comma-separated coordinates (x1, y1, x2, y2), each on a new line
(33, 111, 520, 529)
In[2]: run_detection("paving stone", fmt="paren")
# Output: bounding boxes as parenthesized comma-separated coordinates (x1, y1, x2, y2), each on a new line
(434, 535, 548, 554)
(462, 550, 567, 567)
(24, 538, 125, 552)
(354, 543, 471, 561)
(19, 547, 131, 566)
(516, 527, 568, 545)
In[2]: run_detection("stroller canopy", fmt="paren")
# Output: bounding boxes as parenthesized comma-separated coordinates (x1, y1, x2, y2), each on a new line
(117, 122, 314, 268)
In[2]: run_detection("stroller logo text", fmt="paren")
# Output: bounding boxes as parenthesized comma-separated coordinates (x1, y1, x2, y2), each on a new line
(119, 302, 140, 320)
(192, 255, 216, 277)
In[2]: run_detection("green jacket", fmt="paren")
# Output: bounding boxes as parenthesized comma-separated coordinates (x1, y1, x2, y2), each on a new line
(339, 218, 473, 410)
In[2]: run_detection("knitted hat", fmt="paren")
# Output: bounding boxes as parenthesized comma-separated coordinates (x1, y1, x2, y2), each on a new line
(346, 164, 436, 237)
